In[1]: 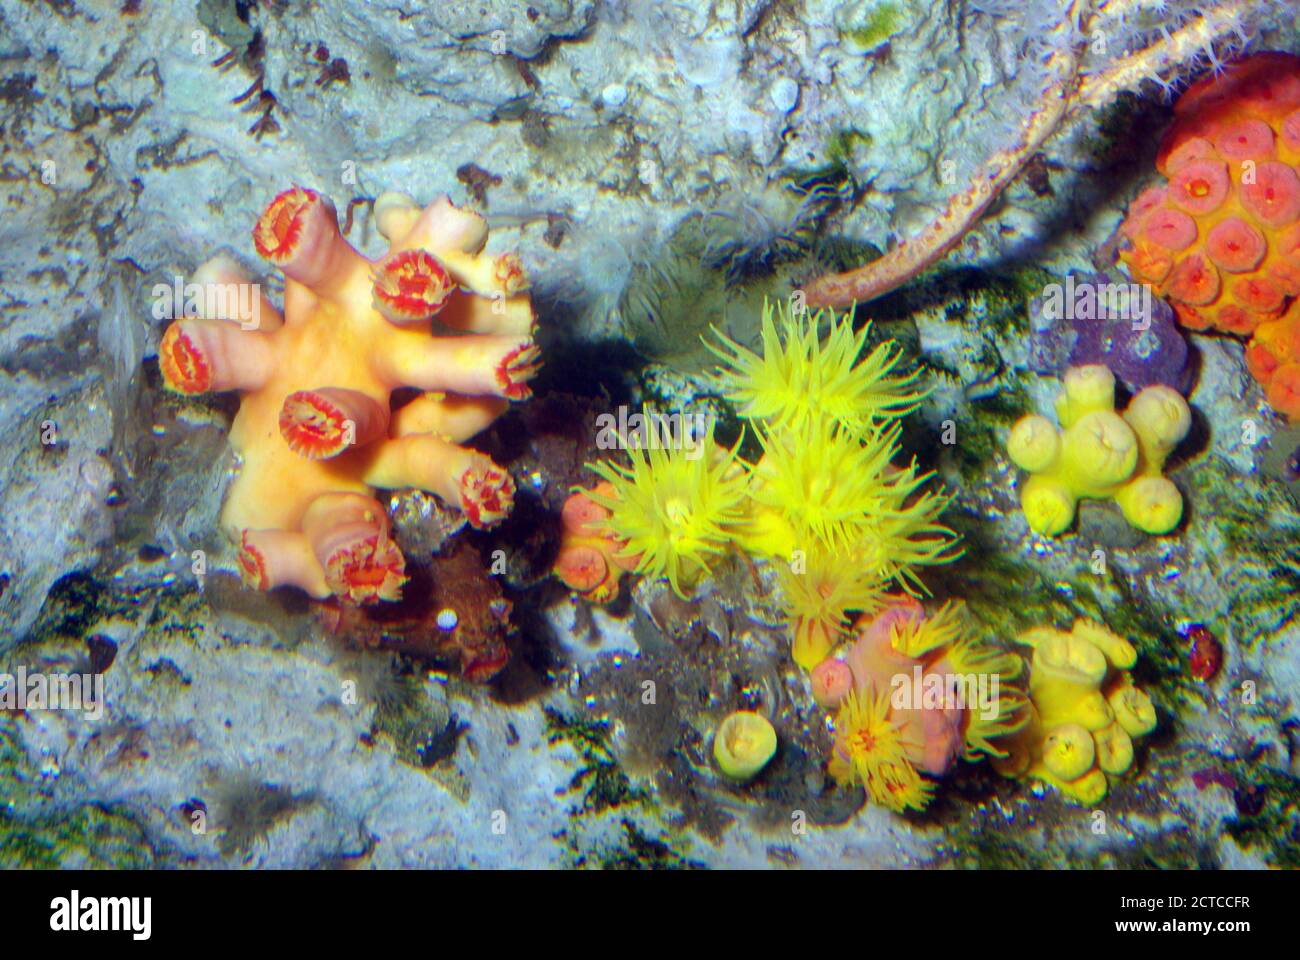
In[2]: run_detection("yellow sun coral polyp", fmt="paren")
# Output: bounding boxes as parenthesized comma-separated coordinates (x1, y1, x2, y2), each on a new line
(718, 304, 957, 615)
(741, 420, 957, 580)
(578, 298, 959, 671)
(1006, 364, 1191, 537)
(708, 298, 924, 437)
(587, 424, 749, 598)
(777, 543, 887, 670)
(158, 186, 538, 603)
(829, 689, 935, 813)
(993, 619, 1157, 806)
(888, 601, 1029, 760)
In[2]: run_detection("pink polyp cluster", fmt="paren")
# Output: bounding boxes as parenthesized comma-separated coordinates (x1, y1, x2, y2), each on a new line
(1118, 53, 1300, 417)
(821, 598, 969, 779)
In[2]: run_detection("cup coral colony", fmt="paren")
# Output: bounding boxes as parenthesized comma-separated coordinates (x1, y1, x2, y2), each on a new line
(159, 186, 537, 604)
(151, 48, 1298, 840)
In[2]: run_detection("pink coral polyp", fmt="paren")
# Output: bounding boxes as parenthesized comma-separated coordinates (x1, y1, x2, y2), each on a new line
(1206, 217, 1266, 272)
(1214, 119, 1275, 160)
(1241, 163, 1300, 226)
(1168, 160, 1229, 215)
(1143, 208, 1197, 250)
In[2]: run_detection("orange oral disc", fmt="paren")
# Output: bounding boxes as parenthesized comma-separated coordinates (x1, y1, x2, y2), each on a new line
(159, 323, 213, 394)
(253, 186, 320, 262)
(279, 390, 352, 459)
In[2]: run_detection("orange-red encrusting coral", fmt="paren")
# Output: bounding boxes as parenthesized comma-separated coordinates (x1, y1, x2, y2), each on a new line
(159, 186, 539, 603)
(1118, 53, 1300, 417)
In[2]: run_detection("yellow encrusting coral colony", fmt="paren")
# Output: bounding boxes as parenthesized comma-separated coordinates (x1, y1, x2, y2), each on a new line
(1007, 365, 1192, 536)
(994, 620, 1158, 806)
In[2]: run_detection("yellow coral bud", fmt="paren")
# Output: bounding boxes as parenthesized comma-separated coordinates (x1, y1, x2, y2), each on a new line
(1061, 767, 1109, 806)
(1094, 723, 1134, 775)
(1042, 723, 1095, 781)
(792, 618, 837, 673)
(1007, 415, 1061, 473)
(1075, 692, 1114, 731)
(1115, 476, 1184, 534)
(1123, 385, 1192, 461)
(714, 711, 778, 781)
(1056, 365, 1116, 426)
(1071, 619, 1137, 671)
(1060, 412, 1139, 493)
(1031, 633, 1114, 730)
(1032, 630, 1107, 691)
(374, 191, 422, 241)
(1020, 476, 1076, 536)
(1108, 681, 1157, 737)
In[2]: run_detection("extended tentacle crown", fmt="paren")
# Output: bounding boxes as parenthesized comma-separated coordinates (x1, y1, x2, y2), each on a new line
(158, 186, 540, 604)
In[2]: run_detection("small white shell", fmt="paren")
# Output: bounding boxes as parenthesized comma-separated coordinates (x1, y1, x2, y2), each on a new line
(601, 83, 628, 108)
(769, 76, 799, 114)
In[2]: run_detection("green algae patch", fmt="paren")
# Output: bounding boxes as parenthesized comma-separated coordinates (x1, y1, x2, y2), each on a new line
(586, 819, 705, 870)
(373, 689, 465, 771)
(842, 2, 907, 52)
(1187, 458, 1300, 648)
(0, 720, 156, 868)
(23, 572, 117, 648)
(545, 708, 707, 868)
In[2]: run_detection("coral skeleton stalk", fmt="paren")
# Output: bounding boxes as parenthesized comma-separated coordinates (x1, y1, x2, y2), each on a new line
(805, 0, 1259, 309)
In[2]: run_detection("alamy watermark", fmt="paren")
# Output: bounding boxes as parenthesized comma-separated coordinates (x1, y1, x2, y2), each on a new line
(50, 890, 150, 940)
(1039, 275, 1152, 331)
(595, 406, 714, 461)
(0, 667, 105, 721)
(890, 667, 1001, 721)
(151, 275, 262, 330)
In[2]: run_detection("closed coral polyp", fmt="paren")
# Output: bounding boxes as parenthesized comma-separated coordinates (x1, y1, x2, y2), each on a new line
(1206, 217, 1266, 272)
(1169, 161, 1228, 215)
(552, 481, 640, 603)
